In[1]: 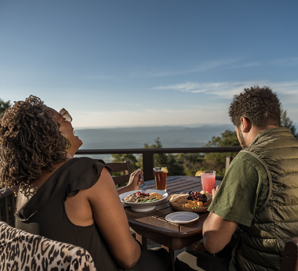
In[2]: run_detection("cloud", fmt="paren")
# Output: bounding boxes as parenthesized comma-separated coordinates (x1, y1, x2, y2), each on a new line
(272, 57, 298, 67)
(153, 81, 246, 97)
(141, 58, 242, 78)
(153, 80, 298, 100)
(70, 80, 298, 128)
(86, 58, 243, 80)
(230, 62, 262, 68)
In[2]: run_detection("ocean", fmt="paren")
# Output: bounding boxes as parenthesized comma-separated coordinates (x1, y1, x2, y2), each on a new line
(74, 124, 234, 162)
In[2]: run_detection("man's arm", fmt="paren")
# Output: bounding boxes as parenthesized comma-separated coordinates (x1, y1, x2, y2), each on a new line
(203, 212, 239, 254)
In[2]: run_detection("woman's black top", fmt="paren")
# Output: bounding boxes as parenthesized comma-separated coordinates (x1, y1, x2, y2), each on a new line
(15, 157, 120, 270)
(15, 157, 172, 271)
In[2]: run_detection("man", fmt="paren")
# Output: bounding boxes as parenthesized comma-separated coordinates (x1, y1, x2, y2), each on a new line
(175, 86, 298, 271)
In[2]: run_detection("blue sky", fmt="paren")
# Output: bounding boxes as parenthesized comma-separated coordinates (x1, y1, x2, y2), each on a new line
(1, 0, 298, 129)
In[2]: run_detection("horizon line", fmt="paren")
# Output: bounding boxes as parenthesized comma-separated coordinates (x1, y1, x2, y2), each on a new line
(74, 123, 234, 130)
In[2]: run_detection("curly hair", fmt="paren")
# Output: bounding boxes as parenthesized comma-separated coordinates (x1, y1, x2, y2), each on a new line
(229, 86, 281, 129)
(0, 95, 68, 193)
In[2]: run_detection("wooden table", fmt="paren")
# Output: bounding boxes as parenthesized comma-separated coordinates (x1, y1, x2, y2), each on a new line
(125, 176, 221, 262)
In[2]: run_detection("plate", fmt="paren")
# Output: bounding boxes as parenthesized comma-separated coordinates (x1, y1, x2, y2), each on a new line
(119, 189, 168, 212)
(168, 192, 211, 213)
(165, 212, 199, 224)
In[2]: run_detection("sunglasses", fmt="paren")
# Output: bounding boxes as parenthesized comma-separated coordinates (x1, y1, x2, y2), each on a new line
(59, 108, 72, 123)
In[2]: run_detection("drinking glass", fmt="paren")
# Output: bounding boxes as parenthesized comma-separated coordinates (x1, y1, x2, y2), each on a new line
(153, 167, 167, 190)
(201, 171, 216, 194)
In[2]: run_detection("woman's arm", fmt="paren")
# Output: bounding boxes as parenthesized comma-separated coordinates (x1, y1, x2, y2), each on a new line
(87, 167, 141, 268)
(117, 169, 143, 195)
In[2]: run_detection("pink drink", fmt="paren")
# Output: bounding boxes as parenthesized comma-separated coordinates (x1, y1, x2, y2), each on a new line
(201, 171, 216, 194)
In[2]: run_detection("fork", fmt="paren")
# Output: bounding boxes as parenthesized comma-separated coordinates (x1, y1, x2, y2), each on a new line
(138, 168, 147, 191)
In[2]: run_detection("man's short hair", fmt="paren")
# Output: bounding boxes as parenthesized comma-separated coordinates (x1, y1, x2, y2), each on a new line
(229, 86, 281, 129)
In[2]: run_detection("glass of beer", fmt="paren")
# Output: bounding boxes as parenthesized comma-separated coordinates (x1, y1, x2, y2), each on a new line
(201, 171, 216, 194)
(153, 167, 168, 190)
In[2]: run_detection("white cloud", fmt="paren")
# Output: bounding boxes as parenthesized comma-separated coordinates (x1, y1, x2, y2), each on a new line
(272, 57, 298, 67)
(142, 58, 243, 78)
(85, 58, 243, 80)
(153, 80, 298, 100)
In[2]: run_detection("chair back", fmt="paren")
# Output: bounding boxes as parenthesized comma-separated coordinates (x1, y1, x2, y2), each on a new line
(106, 160, 132, 186)
(281, 237, 298, 271)
(0, 188, 15, 226)
(0, 221, 97, 271)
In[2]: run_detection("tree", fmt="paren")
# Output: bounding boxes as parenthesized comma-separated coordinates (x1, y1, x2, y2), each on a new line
(0, 99, 11, 117)
(281, 108, 298, 139)
(111, 153, 140, 172)
(176, 153, 205, 176)
(201, 130, 240, 175)
(139, 138, 184, 176)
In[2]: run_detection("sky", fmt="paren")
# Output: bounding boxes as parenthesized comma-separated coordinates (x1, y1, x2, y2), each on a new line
(1, 0, 298, 129)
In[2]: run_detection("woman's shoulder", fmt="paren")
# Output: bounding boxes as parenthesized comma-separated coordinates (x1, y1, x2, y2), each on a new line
(70, 157, 107, 167)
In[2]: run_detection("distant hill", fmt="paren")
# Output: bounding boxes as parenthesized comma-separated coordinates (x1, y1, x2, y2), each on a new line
(75, 124, 234, 150)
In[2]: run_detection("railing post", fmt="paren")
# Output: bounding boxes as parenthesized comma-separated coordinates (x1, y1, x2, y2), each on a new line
(143, 152, 154, 181)
(226, 156, 233, 172)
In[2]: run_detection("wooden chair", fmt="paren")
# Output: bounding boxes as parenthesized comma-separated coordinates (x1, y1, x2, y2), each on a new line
(0, 221, 96, 271)
(281, 237, 298, 271)
(106, 160, 132, 186)
(0, 188, 16, 226)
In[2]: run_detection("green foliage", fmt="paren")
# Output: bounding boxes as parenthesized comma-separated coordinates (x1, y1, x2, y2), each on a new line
(176, 153, 204, 176)
(142, 138, 184, 176)
(281, 108, 298, 139)
(0, 99, 11, 117)
(200, 130, 240, 175)
(111, 153, 140, 172)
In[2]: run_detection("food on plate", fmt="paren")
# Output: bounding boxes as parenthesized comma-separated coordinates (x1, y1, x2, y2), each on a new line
(195, 170, 205, 177)
(169, 190, 212, 209)
(168, 193, 189, 202)
(150, 192, 164, 200)
(123, 191, 163, 203)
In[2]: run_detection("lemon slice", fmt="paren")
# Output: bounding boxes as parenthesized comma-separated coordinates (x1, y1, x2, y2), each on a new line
(195, 170, 205, 177)
(161, 167, 169, 173)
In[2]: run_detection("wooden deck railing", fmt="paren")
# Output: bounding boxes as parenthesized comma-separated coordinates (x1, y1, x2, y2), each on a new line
(0, 146, 241, 225)
(76, 146, 241, 181)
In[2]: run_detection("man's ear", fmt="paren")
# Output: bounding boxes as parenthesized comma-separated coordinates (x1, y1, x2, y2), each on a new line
(240, 117, 251, 133)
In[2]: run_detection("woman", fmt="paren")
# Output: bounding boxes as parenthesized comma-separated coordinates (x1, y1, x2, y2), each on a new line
(48, 106, 143, 194)
(0, 96, 171, 271)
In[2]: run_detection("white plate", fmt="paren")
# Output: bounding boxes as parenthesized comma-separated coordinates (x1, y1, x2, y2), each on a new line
(119, 189, 168, 212)
(165, 211, 199, 224)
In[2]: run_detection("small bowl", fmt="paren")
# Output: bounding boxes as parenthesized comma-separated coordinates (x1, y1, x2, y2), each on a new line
(119, 189, 168, 212)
